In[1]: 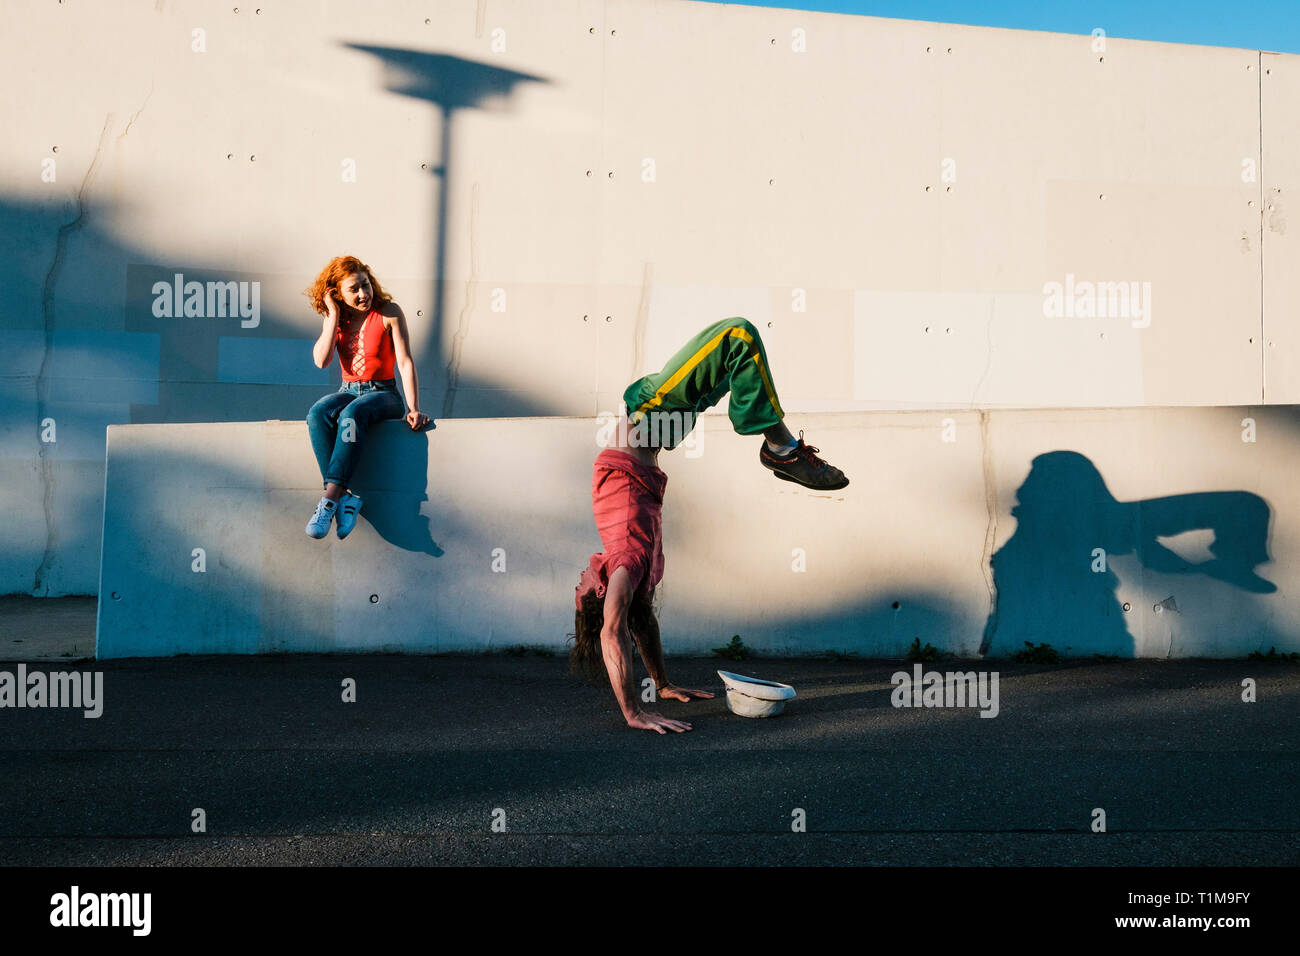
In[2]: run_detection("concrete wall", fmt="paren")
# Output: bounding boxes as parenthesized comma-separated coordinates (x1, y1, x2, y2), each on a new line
(5, 0, 1297, 595)
(96, 407, 1298, 658)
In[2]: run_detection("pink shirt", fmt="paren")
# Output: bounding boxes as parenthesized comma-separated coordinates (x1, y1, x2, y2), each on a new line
(574, 449, 668, 609)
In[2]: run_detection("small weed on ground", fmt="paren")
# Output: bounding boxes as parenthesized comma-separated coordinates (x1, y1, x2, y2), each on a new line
(905, 637, 939, 663)
(712, 635, 750, 661)
(502, 645, 556, 658)
(1248, 646, 1300, 663)
(1014, 641, 1060, 665)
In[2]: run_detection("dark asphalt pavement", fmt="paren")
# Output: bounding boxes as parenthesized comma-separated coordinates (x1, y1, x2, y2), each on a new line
(1, 647, 1297, 865)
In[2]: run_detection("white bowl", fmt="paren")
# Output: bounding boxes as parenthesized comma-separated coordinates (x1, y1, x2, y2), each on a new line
(717, 670, 796, 718)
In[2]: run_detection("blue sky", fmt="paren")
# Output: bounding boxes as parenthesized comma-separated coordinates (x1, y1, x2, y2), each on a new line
(714, 1, 1300, 54)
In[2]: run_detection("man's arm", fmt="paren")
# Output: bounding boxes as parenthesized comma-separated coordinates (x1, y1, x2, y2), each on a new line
(600, 567, 693, 734)
(629, 604, 714, 704)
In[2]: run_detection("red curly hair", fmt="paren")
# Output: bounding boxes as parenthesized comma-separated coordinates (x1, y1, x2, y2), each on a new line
(303, 255, 393, 316)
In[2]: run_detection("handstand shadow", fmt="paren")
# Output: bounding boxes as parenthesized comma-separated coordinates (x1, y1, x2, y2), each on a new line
(981, 450, 1276, 657)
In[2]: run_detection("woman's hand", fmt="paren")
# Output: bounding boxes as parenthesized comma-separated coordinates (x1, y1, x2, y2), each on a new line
(312, 292, 341, 368)
(406, 410, 433, 431)
(322, 289, 340, 323)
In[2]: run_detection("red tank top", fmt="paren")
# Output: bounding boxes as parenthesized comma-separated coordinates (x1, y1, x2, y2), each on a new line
(336, 309, 396, 382)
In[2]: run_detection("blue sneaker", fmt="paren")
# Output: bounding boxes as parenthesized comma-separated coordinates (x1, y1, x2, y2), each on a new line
(305, 497, 337, 539)
(336, 493, 363, 539)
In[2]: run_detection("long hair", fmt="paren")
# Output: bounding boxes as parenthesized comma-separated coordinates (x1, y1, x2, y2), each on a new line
(303, 255, 394, 316)
(569, 588, 657, 684)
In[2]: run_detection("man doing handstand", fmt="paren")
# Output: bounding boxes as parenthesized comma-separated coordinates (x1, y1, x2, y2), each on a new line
(570, 317, 849, 733)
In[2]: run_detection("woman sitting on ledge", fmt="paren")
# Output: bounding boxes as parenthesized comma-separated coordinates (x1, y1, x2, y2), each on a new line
(303, 255, 432, 540)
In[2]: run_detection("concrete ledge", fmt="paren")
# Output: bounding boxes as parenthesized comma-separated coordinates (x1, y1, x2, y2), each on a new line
(95, 408, 1300, 659)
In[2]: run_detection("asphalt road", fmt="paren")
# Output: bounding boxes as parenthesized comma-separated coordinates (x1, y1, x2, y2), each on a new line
(1, 646, 1297, 865)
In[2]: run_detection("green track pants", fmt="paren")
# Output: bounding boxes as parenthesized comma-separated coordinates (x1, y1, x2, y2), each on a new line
(622, 318, 786, 450)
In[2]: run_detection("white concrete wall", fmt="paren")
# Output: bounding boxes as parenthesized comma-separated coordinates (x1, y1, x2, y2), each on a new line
(3, 0, 1296, 595)
(96, 408, 1298, 658)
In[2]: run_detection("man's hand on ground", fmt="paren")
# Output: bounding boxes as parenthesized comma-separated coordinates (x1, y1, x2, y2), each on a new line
(627, 711, 693, 733)
(658, 685, 715, 702)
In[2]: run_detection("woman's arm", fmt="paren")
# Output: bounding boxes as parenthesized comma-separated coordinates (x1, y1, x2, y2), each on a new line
(311, 293, 340, 368)
(387, 305, 431, 430)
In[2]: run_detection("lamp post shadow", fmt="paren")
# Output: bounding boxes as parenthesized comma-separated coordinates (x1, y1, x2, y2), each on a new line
(343, 44, 548, 418)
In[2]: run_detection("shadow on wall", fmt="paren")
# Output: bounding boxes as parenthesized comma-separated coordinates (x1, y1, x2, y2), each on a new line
(0, 47, 554, 595)
(0, 188, 547, 432)
(100, 439, 478, 655)
(342, 44, 549, 419)
(0, 39, 555, 593)
(981, 450, 1277, 658)
(98, 435, 988, 658)
(2, 60, 556, 433)
(348, 419, 444, 557)
(93, 433, 1298, 658)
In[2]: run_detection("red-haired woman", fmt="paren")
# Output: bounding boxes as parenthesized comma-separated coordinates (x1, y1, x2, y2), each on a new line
(303, 256, 431, 540)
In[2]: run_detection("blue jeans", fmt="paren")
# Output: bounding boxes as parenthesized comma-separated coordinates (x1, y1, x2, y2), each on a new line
(306, 379, 406, 488)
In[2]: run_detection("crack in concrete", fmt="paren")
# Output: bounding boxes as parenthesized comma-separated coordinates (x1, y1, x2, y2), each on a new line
(969, 296, 994, 407)
(976, 408, 1000, 657)
(442, 181, 480, 418)
(34, 115, 115, 595)
(117, 82, 155, 143)
(630, 260, 652, 391)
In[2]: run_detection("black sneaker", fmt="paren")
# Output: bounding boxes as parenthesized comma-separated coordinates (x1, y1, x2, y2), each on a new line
(759, 431, 849, 490)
